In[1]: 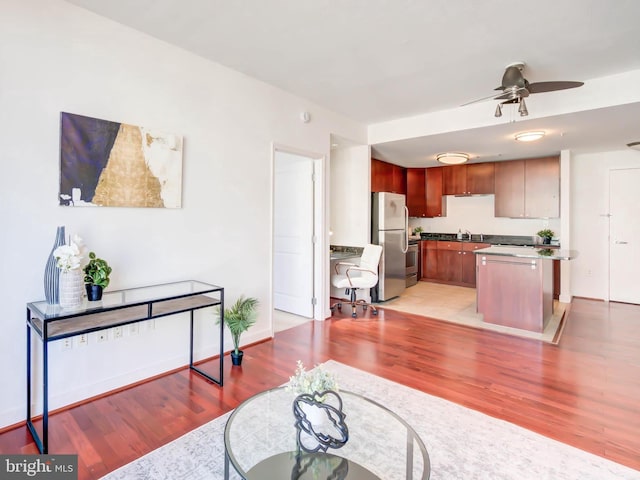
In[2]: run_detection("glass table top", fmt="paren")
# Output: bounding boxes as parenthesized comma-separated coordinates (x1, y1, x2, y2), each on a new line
(28, 280, 222, 320)
(225, 387, 430, 480)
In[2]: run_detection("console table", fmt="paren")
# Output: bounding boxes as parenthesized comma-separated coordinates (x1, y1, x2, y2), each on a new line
(26, 280, 224, 454)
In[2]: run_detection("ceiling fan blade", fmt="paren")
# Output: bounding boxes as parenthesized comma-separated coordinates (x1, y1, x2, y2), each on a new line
(528, 81, 584, 94)
(460, 92, 504, 106)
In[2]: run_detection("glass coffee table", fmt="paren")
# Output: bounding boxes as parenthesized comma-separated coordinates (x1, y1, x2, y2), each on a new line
(224, 387, 430, 479)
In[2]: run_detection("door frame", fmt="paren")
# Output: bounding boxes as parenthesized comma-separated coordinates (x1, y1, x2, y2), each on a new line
(271, 143, 327, 331)
(608, 167, 640, 303)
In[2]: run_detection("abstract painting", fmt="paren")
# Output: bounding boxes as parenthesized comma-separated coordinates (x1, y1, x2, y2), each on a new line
(59, 112, 183, 208)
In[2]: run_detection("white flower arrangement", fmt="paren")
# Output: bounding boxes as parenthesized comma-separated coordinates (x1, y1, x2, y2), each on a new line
(53, 235, 88, 272)
(286, 360, 338, 395)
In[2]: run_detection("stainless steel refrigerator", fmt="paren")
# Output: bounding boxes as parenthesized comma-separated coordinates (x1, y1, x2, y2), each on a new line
(372, 192, 408, 301)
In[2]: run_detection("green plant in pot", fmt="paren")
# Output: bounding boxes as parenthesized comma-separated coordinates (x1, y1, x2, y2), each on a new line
(537, 229, 555, 245)
(217, 295, 258, 366)
(83, 252, 112, 301)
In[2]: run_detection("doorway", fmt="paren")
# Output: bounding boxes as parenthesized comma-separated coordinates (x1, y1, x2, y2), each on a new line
(273, 147, 324, 329)
(609, 168, 640, 304)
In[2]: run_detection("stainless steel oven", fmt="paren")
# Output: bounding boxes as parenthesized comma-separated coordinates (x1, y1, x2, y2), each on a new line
(406, 242, 419, 287)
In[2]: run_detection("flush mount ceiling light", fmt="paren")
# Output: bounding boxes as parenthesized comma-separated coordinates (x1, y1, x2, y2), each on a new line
(436, 152, 469, 165)
(515, 131, 545, 142)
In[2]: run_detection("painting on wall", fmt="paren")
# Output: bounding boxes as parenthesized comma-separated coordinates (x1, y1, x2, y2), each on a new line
(59, 112, 183, 208)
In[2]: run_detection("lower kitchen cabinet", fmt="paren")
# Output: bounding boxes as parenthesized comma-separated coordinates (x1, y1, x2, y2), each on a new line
(436, 244, 462, 283)
(461, 242, 490, 285)
(432, 241, 489, 287)
(420, 241, 438, 280)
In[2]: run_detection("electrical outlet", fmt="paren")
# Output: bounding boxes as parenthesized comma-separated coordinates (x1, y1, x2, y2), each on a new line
(61, 338, 73, 351)
(113, 326, 123, 339)
(76, 334, 88, 347)
(128, 323, 139, 336)
(96, 331, 109, 343)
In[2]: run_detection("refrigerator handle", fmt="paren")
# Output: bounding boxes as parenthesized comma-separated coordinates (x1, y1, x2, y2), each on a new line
(402, 206, 409, 253)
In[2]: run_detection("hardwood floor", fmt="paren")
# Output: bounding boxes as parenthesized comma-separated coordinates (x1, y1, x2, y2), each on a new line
(1, 298, 639, 479)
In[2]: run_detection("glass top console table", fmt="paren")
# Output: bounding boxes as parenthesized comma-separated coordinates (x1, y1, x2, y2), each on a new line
(26, 280, 224, 454)
(224, 387, 430, 479)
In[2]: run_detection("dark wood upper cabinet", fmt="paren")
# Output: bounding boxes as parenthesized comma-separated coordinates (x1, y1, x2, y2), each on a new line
(494, 157, 559, 218)
(406, 168, 427, 217)
(443, 163, 495, 195)
(494, 159, 526, 217)
(371, 158, 406, 194)
(443, 165, 467, 195)
(525, 156, 559, 218)
(426, 167, 446, 217)
(467, 163, 495, 194)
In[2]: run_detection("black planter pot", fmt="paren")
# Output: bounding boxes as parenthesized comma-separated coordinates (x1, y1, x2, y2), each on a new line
(86, 284, 104, 301)
(230, 350, 244, 366)
(542, 237, 551, 245)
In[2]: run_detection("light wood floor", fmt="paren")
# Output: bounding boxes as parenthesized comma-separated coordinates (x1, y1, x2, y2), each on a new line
(1, 297, 639, 479)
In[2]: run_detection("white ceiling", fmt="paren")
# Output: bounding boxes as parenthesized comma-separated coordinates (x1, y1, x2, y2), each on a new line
(65, 0, 640, 166)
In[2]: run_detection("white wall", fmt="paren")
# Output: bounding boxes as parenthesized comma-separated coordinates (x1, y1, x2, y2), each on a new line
(571, 149, 640, 300)
(0, 0, 366, 428)
(329, 145, 371, 247)
(409, 195, 561, 241)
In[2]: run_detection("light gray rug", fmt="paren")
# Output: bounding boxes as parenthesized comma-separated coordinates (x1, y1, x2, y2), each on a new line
(101, 361, 639, 480)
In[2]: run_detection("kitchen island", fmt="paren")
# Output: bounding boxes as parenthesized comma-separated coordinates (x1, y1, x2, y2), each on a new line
(474, 246, 577, 332)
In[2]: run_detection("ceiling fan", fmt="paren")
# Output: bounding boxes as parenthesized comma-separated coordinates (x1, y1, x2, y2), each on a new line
(464, 62, 584, 117)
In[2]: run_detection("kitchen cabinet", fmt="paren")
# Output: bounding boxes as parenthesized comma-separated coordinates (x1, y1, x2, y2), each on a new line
(436, 242, 462, 283)
(442, 163, 495, 196)
(425, 167, 446, 217)
(420, 240, 438, 280)
(461, 242, 490, 285)
(406, 168, 427, 217)
(476, 251, 554, 332)
(371, 158, 406, 194)
(495, 156, 559, 218)
(435, 241, 489, 287)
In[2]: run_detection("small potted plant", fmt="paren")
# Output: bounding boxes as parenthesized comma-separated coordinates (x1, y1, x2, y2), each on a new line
(286, 360, 339, 397)
(536, 229, 555, 245)
(286, 361, 341, 430)
(218, 295, 258, 366)
(83, 252, 112, 301)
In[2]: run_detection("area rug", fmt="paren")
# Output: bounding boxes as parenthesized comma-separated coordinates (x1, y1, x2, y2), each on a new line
(380, 282, 567, 344)
(101, 361, 639, 480)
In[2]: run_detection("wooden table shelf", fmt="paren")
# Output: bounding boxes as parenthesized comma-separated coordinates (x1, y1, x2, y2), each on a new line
(26, 280, 225, 454)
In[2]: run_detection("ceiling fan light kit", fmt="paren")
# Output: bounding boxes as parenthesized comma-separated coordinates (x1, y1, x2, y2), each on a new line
(515, 131, 545, 142)
(518, 98, 528, 116)
(436, 152, 469, 165)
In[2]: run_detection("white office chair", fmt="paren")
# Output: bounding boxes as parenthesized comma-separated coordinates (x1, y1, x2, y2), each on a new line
(330, 244, 383, 318)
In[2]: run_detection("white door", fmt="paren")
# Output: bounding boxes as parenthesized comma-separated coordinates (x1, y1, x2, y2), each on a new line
(609, 168, 640, 304)
(273, 150, 314, 317)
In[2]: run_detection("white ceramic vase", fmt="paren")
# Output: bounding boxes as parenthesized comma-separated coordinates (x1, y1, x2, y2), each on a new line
(59, 269, 84, 309)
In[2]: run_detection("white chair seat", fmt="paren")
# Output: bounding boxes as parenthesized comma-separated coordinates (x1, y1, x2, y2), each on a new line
(332, 273, 375, 290)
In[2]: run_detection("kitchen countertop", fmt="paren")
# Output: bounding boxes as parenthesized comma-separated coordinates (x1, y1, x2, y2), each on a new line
(473, 245, 578, 261)
(330, 251, 361, 261)
(419, 232, 559, 247)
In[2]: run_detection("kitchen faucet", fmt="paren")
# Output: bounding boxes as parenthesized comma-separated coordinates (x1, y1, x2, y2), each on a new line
(465, 230, 472, 241)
